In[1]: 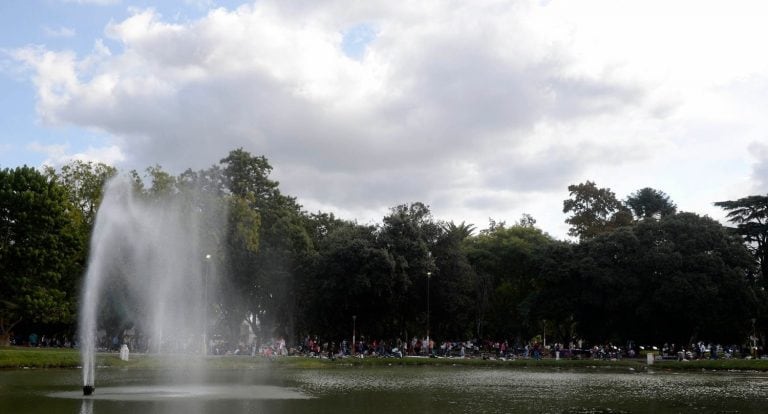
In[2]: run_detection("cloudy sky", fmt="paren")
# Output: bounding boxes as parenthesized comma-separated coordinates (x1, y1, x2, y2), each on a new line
(2, 0, 767, 238)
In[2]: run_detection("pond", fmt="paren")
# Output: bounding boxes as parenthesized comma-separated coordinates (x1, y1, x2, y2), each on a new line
(2, 364, 767, 413)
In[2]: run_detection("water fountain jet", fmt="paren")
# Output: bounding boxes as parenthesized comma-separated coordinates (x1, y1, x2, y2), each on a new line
(78, 178, 222, 394)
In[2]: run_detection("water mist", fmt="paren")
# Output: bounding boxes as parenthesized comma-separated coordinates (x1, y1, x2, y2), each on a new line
(79, 178, 222, 395)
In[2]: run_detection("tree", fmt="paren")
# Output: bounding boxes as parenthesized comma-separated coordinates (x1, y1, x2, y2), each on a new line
(124, 164, 243, 346)
(45, 161, 118, 317)
(563, 181, 631, 240)
(634, 213, 755, 343)
(429, 221, 476, 339)
(443, 221, 475, 241)
(464, 223, 555, 340)
(219, 194, 262, 343)
(715, 195, 768, 289)
(378, 202, 439, 339)
(125, 152, 311, 345)
(129, 165, 177, 198)
(299, 221, 395, 340)
(220, 149, 278, 201)
(625, 187, 677, 220)
(45, 160, 117, 227)
(534, 212, 755, 344)
(529, 240, 579, 342)
(558, 227, 645, 343)
(517, 213, 537, 228)
(219, 149, 312, 342)
(0, 166, 83, 345)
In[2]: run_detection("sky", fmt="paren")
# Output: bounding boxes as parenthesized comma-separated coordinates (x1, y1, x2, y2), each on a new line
(1, 0, 767, 239)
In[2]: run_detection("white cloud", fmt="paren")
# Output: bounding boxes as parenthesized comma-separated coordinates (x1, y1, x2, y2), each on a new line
(13, 46, 80, 122)
(13, 0, 768, 236)
(751, 142, 768, 193)
(28, 141, 125, 167)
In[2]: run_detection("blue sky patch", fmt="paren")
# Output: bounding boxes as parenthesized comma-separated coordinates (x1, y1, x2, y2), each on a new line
(341, 23, 376, 60)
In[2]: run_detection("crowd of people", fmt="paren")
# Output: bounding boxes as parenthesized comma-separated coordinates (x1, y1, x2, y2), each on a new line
(8, 332, 75, 348)
(11, 328, 765, 362)
(250, 335, 765, 362)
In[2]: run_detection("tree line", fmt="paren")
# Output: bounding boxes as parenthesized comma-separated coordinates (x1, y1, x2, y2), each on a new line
(1, 150, 767, 349)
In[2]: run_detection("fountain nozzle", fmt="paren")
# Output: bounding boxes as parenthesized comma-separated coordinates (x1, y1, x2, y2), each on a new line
(83, 385, 95, 396)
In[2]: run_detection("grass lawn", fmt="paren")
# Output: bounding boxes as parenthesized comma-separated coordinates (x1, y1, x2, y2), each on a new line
(4, 346, 768, 372)
(0, 346, 85, 368)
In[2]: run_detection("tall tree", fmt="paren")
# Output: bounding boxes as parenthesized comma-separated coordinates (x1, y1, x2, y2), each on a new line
(130, 165, 177, 198)
(220, 149, 278, 201)
(716, 195, 768, 289)
(625, 187, 677, 220)
(635, 213, 755, 343)
(219, 194, 262, 343)
(128, 164, 240, 346)
(529, 240, 579, 342)
(0, 167, 83, 345)
(517, 213, 537, 228)
(443, 221, 476, 241)
(299, 221, 395, 340)
(464, 223, 554, 340)
(563, 181, 631, 240)
(378, 202, 439, 339)
(45, 160, 117, 227)
(219, 149, 312, 342)
(534, 212, 755, 344)
(430, 221, 476, 339)
(45, 161, 118, 320)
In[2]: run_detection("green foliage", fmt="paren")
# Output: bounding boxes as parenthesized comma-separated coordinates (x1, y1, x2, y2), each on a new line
(464, 223, 555, 340)
(430, 221, 476, 339)
(443, 221, 475, 241)
(0, 166, 83, 343)
(299, 221, 395, 339)
(229, 197, 261, 252)
(219, 148, 313, 341)
(130, 165, 178, 198)
(378, 202, 440, 337)
(563, 181, 632, 240)
(534, 212, 755, 344)
(45, 160, 117, 227)
(220, 149, 278, 200)
(715, 195, 768, 287)
(625, 187, 677, 220)
(44, 161, 117, 319)
(2, 156, 763, 352)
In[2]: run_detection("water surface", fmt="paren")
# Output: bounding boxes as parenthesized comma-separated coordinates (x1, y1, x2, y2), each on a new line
(2, 365, 767, 413)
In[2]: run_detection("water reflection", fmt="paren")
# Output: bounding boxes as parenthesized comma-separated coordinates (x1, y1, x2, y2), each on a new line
(286, 367, 768, 413)
(3, 367, 768, 413)
(79, 399, 92, 414)
(59, 383, 310, 414)
(52, 384, 310, 401)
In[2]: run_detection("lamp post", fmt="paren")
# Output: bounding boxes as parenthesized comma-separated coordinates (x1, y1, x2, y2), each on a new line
(752, 318, 757, 358)
(203, 254, 211, 355)
(426, 271, 431, 355)
(352, 315, 357, 356)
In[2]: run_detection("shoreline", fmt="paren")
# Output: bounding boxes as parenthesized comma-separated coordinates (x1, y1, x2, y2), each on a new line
(4, 346, 768, 372)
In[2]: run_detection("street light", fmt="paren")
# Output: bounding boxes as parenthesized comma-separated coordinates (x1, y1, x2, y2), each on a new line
(352, 315, 357, 356)
(203, 254, 211, 355)
(752, 318, 757, 358)
(426, 271, 431, 356)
